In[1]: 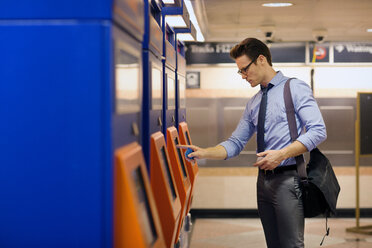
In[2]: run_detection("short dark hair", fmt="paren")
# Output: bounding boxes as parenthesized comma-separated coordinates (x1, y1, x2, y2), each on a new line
(230, 38, 272, 66)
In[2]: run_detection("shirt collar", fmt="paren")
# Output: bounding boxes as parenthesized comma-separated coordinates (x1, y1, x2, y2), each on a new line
(269, 71, 284, 87)
(260, 71, 284, 91)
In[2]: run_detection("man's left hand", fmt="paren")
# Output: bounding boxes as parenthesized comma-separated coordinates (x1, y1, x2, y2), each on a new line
(253, 150, 285, 170)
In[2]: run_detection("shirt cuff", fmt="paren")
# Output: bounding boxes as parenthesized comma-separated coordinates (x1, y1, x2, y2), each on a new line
(218, 141, 235, 160)
(296, 135, 316, 152)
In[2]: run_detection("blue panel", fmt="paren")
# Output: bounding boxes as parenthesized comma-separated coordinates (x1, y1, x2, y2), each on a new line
(113, 113, 140, 150)
(150, 110, 162, 134)
(0, 1, 112, 19)
(178, 108, 186, 126)
(0, 22, 112, 247)
(166, 109, 176, 128)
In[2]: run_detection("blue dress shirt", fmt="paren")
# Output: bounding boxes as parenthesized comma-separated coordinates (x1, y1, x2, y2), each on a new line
(219, 71, 327, 166)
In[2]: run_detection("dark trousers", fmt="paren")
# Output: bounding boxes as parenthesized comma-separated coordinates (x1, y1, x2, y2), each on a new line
(257, 169, 304, 248)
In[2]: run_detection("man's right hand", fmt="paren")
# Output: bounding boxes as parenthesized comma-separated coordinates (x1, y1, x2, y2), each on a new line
(176, 145, 202, 160)
(176, 144, 227, 160)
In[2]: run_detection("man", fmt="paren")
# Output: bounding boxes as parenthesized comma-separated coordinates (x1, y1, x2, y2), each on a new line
(181, 38, 327, 247)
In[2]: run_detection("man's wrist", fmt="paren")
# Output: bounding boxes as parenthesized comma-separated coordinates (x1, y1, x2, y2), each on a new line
(279, 148, 289, 161)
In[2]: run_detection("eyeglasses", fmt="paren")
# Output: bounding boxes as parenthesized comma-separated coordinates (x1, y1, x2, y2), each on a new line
(237, 57, 257, 75)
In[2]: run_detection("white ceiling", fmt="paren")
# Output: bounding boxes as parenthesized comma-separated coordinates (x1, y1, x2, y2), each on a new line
(191, 0, 372, 43)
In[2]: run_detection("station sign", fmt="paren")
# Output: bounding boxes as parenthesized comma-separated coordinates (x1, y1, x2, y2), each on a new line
(185, 42, 306, 64)
(334, 43, 372, 62)
(309, 43, 330, 63)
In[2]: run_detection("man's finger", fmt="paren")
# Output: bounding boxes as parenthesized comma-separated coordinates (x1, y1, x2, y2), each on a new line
(176, 145, 192, 149)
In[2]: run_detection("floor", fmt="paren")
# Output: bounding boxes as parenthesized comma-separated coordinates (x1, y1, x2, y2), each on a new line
(189, 218, 372, 248)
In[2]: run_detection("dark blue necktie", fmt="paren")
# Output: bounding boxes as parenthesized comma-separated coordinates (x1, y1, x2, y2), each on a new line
(257, 84, 273, 153)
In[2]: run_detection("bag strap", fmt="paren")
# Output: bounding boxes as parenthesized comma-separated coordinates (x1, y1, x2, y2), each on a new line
(283, 78, 307, 179)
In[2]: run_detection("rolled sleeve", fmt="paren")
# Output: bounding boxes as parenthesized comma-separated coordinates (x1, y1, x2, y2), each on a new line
(218, 103, 255, 160)
(292, 80, 327, 151)
(219, 140, 239, 159)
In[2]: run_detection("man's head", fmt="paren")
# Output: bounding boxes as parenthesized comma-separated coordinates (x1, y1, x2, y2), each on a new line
(230, 38, 275, 88)
(230, 38, 272, 66)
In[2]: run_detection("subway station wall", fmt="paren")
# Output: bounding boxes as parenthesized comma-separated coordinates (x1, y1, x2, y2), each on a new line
(185, 64, 372, 167)
(185, 63, 372, 210)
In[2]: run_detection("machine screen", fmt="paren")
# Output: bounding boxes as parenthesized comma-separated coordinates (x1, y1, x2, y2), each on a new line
(151, 66, 162, 110)
(132, 167, 158, 245)
(167, 76, 175, 109)
(179, 76, 186, 108)
(174, 138, 187, 178)
(115, 44, 140, 114)
(160, 147, 177, 200)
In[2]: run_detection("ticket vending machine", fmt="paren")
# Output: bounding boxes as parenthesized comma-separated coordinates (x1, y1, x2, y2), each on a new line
(113, 24, 143, 148)
(148, 0, 164, 136)
(178, 122, 199, 214)
(113, 0, 145, 148)
(163, 25, 177, 135)
(150, 132, 182, 248)
(114, 142, 165, 248)
(0, 0, 144, 247)
(166, 126, 191, 244)
(142, 0, 163, 168)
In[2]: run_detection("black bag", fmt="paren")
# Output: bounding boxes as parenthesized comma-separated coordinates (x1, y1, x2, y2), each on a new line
(283, 79, 341, 218)
(302, 147, 340, 217)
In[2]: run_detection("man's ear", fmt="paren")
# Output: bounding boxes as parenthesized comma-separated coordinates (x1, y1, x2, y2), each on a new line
(258, 54, 268, 65)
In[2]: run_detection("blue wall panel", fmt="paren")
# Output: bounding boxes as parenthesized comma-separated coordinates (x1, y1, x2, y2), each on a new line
(0, 22, 112, 247)
(0, 1, 111, 19)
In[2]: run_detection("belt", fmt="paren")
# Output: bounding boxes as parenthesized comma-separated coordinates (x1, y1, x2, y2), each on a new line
(259, 164, 297, 175)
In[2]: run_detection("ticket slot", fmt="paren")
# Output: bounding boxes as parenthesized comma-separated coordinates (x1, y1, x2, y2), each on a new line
(150, 132, 182, 248)
(114, 142, 165, 248)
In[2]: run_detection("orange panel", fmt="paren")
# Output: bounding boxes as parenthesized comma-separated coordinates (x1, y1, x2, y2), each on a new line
(178, 122, 199, 214)
(150, 132, 182, 248)
(114, 142, 165, 248)
(166, 127, 191, 244)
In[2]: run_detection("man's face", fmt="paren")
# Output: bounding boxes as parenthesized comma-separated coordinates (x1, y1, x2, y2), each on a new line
(235, 55, 261, 88)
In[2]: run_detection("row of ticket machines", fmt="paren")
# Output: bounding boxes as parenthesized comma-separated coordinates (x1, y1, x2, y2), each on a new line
(0, 0, 195, 247)
(115, 0, 199, 247)
(116, 123, 198, 248)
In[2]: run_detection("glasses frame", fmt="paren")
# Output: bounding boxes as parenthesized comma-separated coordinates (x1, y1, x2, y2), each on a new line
(237, 57, 257, 76)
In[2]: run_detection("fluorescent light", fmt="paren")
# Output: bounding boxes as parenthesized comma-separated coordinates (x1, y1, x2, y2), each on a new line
(367, 28, 372, 32)
(184, 0, 205, 42)
(165, 16, 188, 28)
(177, 33, 195, 41)
(162, 0, 175, 4)
(262, 3, 293, 7)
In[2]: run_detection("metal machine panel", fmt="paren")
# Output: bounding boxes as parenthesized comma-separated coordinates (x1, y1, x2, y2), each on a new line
(149, 15, 163, 59)
(0, 0, 111, 19)
(0, 23, 112, 247)
(150, 52, 163, 134)
(177, 54, 186, 77)
(166, 67, 176, 128)
(114, 0, 144, 42)
(165, 40, 176, 70)
(178, 108, 187, 124)
(113, 25, 143, 147)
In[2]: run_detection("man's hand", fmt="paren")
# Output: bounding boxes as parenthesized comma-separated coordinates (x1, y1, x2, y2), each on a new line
(176, 144, 227, 160)
(176, 145, 204, 160)
(253, 150, 285, 170)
